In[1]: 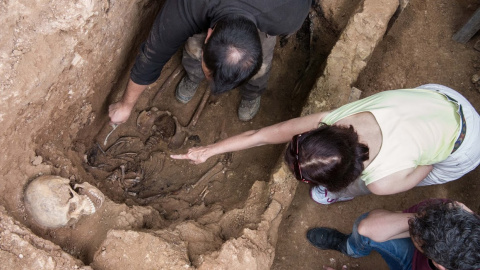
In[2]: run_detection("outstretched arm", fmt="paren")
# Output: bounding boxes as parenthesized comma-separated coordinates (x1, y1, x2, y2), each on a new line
(109, 79, 147, 124)
(109, 0, 203, 124)
(366, 165, 433, 196)
(170, 111, 329, 164)
(358, 209, 414, 242)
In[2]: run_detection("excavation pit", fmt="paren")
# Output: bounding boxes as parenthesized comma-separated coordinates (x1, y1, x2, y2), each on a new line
(1, 0, 479, 269)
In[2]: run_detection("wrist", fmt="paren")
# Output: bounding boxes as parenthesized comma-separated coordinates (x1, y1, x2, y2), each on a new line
(203, 145, 215, 160)
(119, 98, 136, 109)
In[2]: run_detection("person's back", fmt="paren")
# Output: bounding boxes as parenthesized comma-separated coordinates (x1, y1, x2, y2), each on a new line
(322, 88, 460, 184)
(110, 0, 312, 124)
(131, 0, 313, 85)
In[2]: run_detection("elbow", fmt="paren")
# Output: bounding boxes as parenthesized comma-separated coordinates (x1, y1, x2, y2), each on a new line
(245, 129, 268, 146)
(245, 129, 261, 136)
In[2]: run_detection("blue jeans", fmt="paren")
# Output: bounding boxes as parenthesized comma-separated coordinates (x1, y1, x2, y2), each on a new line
(346, 213, 415, 270)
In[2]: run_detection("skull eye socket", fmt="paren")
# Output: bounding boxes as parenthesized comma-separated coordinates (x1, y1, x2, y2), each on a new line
(68, 187, 77, 213)
(68, 201, 77, 213)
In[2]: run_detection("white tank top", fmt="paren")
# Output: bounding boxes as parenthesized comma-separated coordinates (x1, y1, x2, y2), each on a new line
(322, 89, 460, 185)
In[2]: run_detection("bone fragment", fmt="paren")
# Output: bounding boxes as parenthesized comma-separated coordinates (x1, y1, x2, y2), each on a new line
(104, 124, 118, 146)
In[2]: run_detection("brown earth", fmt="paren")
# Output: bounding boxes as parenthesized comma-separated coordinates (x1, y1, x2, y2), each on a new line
(0, 0, 479, 269)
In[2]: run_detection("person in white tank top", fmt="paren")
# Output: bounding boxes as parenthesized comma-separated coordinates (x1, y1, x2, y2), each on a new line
(171, 84, 480, 204)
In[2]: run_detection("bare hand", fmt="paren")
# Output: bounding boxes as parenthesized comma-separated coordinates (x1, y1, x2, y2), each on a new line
(109, 101, 133, 125)
(455, 201, 474, 213)
(170, 147, 211, 164)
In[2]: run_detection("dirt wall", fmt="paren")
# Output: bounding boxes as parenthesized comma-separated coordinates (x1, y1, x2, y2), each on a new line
(0, 0, 161, 214)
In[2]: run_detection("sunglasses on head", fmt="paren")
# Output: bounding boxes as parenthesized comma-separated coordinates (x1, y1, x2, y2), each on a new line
(290, 134, 312, 184)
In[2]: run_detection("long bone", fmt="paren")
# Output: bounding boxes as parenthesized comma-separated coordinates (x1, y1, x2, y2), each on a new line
(189, 161, 225, 191)
(151, 64, 185, 105)
(168, 85, 211, 149)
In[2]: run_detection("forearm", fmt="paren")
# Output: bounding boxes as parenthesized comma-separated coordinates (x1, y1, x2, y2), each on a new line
(170, 129, 270, 163)
(120, 79, 148, 108)
(358, 209, 413, 242)
(171, 112, 328, 163)
(201, 129, 272, 159)
(204, 113, 328, 157)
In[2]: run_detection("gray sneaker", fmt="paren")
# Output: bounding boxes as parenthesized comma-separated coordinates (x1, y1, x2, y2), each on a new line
(175, 76, 199, 104)
(238, 96, 261, 121)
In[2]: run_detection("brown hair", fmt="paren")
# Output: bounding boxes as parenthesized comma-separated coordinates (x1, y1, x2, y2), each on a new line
(284, 124, 369, 192)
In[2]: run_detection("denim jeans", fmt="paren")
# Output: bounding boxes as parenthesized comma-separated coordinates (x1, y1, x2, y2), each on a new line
(346, 213, 415, 270)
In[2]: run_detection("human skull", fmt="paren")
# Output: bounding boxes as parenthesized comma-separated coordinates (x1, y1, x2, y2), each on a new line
(24, 175, 105, 228)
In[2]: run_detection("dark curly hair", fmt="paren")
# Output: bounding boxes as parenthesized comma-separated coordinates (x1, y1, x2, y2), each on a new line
(203, 15, 262, 95)
(284, 124, 369, 192)
(409, 200, 480, 270)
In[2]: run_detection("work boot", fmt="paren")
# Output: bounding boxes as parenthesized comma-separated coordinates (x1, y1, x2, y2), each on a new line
(306, 227, 349, 255)
(175, 76, 199, 104)
(238, 96, 261, 121)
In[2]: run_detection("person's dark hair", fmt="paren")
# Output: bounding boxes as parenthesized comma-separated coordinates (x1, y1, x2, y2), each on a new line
(203, 15, 262, 94)
(284, 124, 369, 192)
(409, 200, 480, 270)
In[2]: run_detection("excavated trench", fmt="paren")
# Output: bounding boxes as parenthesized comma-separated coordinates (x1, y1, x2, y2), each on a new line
(11, 3, 342, 267)
(82, 8, 333, 223)
(53, 5, 343, 267)
(72, 4, 337, 264)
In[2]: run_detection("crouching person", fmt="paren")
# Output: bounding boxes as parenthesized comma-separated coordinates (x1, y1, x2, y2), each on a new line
(307, 199, 480, 270)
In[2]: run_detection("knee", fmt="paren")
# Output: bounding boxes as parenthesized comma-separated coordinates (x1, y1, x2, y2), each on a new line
(357, 210, 382, 239)
(357, 219, 370, 238)
(185, 39, 204, 60)
(250, 63, 269, 80)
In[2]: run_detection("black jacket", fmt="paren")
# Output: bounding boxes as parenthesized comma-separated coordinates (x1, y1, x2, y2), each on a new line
(131, 0, 312, 85)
